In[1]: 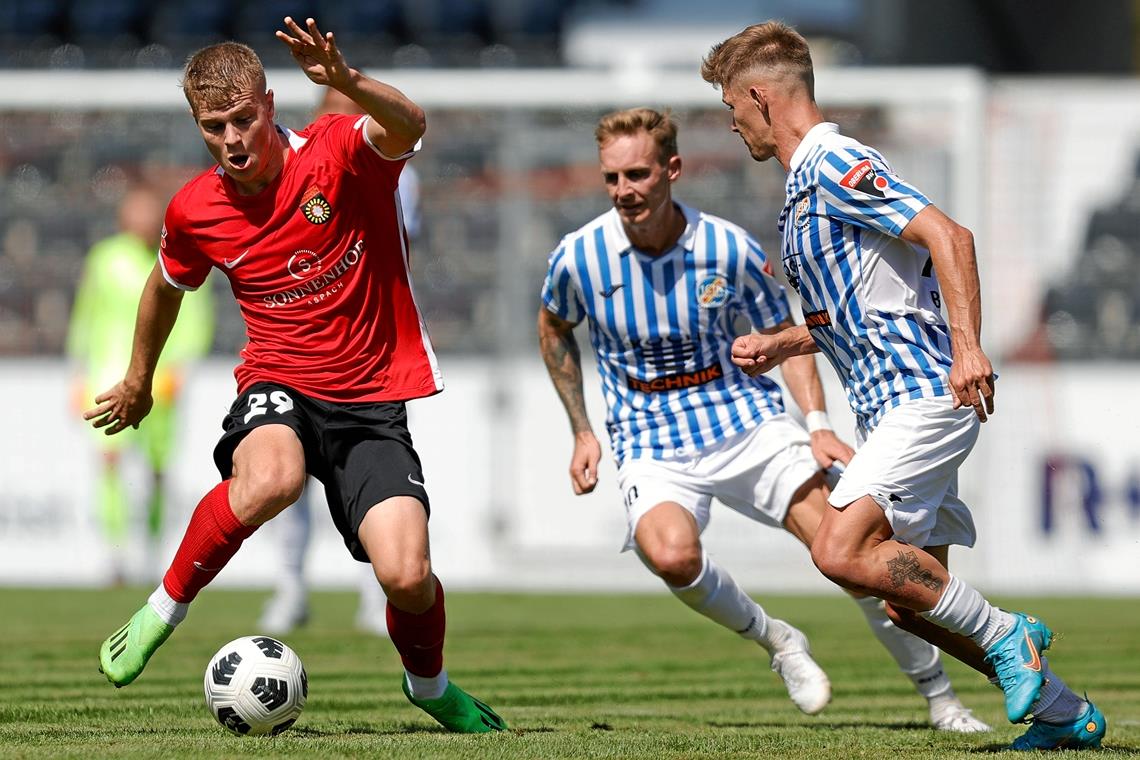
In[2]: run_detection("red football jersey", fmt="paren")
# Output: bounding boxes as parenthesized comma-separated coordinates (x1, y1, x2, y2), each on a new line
(159, 114, 443, 403)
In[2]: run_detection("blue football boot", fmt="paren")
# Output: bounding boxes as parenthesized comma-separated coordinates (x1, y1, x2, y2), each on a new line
(984, 612, 1053, 723)
(1011, 700, 1106, 750)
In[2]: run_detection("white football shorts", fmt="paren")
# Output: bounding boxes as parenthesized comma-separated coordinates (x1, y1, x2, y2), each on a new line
(616, 413, 821, 551)
(829, 395, 979, 548)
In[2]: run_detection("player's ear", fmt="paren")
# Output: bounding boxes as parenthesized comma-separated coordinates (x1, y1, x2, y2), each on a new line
(666, 154, 682, 183)
(749, 85, 768, 115)
(265, 89, 276, 118)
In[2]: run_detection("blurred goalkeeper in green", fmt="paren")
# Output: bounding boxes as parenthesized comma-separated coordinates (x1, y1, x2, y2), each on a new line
(67, 186, 215, 584)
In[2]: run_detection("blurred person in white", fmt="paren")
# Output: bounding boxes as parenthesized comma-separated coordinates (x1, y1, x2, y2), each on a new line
(704, 21, 1104, 750)
(259, 83, 423, 637)
(537, 106, 988, 731)
(67, 186, 214, 584)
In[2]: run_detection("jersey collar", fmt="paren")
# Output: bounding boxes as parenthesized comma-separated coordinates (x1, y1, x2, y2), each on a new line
(789, 121, 839, 173)
(603, 201, 699, 257)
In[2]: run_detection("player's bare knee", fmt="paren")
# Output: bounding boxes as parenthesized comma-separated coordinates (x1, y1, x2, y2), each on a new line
(378, 559, 433, 610)
(647, 543, 702, 586)
(230, 465, 305, 524)
(810, 532, 855, 585)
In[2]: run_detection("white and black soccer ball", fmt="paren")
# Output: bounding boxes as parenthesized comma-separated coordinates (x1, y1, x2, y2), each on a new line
(203, 636, 307, 737)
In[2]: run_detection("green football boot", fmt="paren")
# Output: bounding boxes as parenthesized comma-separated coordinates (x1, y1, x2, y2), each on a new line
(98, 605, 175, 687)
(402, 678, 507, 733)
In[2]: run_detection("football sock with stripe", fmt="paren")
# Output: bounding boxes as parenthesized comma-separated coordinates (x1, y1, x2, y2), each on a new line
(853, 595, 951, 698)
(388, 575, 447, 693)
(920, 574, 1014, 650)
(668, 553, 772, 646)
(147, 584, 188, 627)
(162, 480, 257, 603)
(405, 669, 449, 701)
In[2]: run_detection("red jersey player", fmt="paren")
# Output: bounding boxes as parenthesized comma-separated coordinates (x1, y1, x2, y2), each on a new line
(84, 17, 506, 734)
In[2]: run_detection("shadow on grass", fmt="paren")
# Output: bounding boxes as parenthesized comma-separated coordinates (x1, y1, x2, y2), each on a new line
(708, 720, 931, 731)
(288, 724, 555, 737)
(968, 742, 1122, 754)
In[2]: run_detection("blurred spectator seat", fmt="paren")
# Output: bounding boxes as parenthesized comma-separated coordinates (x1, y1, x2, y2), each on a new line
(148, 0, 232, 56)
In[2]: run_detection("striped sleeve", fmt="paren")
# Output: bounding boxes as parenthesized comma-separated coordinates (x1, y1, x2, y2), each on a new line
(740, 235, 790, 329)
(540, 244, 586, 323)
(816, 148, 929, 237)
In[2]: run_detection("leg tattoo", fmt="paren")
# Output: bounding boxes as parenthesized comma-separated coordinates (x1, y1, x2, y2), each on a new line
(886, 550, 943, 592)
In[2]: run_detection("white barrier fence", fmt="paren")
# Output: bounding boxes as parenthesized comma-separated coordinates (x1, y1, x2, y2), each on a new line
(3, 358, 1137, 594)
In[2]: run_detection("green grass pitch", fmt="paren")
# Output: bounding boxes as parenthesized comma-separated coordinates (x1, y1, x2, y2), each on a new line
(1, 589, 1137, 758)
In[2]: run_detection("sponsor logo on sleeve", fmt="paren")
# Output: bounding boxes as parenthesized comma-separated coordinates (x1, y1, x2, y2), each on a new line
(839, 159, 889, 197)
(803, 309, 832, 328)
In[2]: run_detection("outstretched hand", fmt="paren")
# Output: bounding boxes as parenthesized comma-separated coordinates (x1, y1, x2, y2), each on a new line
(83, 380, 153, 436)
(276, 17, 351, 89)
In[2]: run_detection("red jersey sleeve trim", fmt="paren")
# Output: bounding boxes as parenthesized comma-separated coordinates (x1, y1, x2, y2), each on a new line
(358, 115, 422, 161)
(158, 254, 200, 291)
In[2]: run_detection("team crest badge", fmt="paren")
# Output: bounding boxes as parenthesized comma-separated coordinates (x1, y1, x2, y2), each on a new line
(299, 185, 333, 224)
(696, 274, 730, 308)
(794, 195, 811, 229)
(839, 159, 889, 197)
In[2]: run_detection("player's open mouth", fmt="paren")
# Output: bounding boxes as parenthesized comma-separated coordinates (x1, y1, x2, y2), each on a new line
(229, 154, 250, 169)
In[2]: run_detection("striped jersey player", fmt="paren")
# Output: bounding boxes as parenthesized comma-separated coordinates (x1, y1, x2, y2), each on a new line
(542, 202, 789, 466)
(779, 122, 952, 433)
(537, 107, 991, 732)
(705, 19, 1104, 751)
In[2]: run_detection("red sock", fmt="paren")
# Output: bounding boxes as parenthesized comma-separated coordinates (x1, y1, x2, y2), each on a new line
(162, 481, 256, 603)
(387, 575, 446, 677)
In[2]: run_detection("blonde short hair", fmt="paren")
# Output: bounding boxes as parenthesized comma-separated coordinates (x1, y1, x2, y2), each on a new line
(595, 107, 679, 164)
(701, 21, 814, 96)
(181, 42, 266, 116)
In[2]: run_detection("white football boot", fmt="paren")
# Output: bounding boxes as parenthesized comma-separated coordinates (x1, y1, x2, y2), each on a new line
(928, 691, 992, 733)
(765, 618, 832, 715)
(258, 586, 309, 635)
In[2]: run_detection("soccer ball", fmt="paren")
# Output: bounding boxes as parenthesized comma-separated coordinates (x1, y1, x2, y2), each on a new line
(203, 636, 307, 736)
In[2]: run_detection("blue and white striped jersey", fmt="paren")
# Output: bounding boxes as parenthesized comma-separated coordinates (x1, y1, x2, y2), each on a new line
(542, 203, 790, 466)
(779, 122, 953, 433)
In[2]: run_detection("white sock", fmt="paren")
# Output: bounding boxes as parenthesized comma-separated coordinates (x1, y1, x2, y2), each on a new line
(147, 584, 188, 627)
(853, 596, 950, 698)
(1032, 658, 1087, 724)
(276, 492, 312, 593)
(405, 668, 448, 700)
(667, 553, 771, 646)
(920, 575, 1014, 650)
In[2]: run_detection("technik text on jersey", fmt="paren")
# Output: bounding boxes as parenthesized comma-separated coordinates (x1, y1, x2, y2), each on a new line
(262, 239, 365, 308)
(626, 363, 724, 393)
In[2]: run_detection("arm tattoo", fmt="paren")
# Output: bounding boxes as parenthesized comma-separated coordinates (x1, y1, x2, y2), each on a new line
(885, 550, 944, 593)
(539, 317, 592, 435)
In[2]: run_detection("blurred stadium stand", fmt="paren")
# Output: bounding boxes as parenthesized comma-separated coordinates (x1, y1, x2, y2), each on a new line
(0, 0, 1138, 359)
(1034, 168, 1140, 361)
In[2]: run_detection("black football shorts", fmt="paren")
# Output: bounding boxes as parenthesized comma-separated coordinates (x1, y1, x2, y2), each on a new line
(213, 381, 430, 562)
